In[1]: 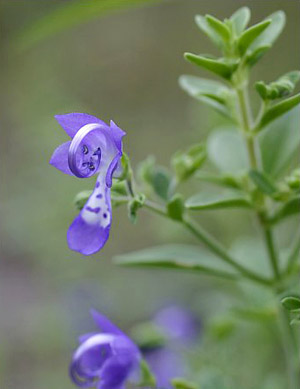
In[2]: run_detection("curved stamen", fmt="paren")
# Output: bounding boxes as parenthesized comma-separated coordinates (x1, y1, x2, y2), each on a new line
(68, 123, 106, 178)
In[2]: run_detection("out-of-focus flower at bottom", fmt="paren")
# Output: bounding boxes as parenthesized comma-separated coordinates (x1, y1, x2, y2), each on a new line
(133, 305, 201, 389)
(70, 309, 140, 389)
(144, 347, 186, 388)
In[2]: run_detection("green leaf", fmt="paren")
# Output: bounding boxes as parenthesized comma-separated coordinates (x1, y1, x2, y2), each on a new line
(138, 156, 171, 200)
(258, 93, 300, 130)
(167, 194, 185, 221)
(233, 306, 276, 322)
(196, 172, 242, 189)
(249, 11, 286, 51)
(172, 378, 199, 389)
(249, 170, 277, 195)
(179, 75, 232, 118)
(195, 15, 223, 48)
(286, 168, 300, 190)
(281, 296, 300, 312)
(15, 0, 161, 50)
(290, 316, 300, 325)
(186, 191, 251, 210)
(208, 317, 236, 340)
(245, 45, 271, 66)
(114, 244, 237, 279)
(205, 15, 231, 42)
(230, 7, 251, 36)
(269, 196, 300, 224)
(139, 359, 156, 387)
(152, 168, 172, 201)
(171, 142, 206, 182)
(255, 71, 300, 100)
(128, 194, 145, 224)
(238, 19, 271, 55)
(184, 53, 238, 80)
(131, 322, 167, 349)
(207, 127, 248, 173)
(259, 107, 300, 177)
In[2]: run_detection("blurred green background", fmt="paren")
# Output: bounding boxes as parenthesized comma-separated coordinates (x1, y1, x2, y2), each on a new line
(0, 1, 299, 388)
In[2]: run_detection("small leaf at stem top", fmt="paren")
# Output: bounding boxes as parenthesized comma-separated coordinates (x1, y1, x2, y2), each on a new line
(281, 296, 300, 312)
(230, 7, 251, 36)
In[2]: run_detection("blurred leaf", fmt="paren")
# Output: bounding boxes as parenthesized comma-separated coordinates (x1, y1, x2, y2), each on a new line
(245, 45, 271, 66)
(237, 20, 271, 55)
(131, 322, 166, 349)
(195, 14, 223, 48)
(255, 71, 300, 100)
(249, 11, 286, 52)
(259, 107, 300, 177)
(208, 317, 236, 340)
(290, 316, 300, 325)
(205, 15, 231, 42)
(139, 359, 156, 387)
(114, 244, 237, 279)
(286, 168, 300, 190)
(244, 11, 285, 66)
(248, 170, 277, 195)
(230, 236, 273, 278)
(195, 172, 242, 189)
(128, 194, 145, 224)
(230, 7, 251, 36)
(74, 189, 92, 210)
(269, 196, 300, 224)
(152, 168, 172, 201)
(232, 306, 276, 322)
(167, 194, 185, 221)
(258, 93, 300, 130)
(179, 75, 232, 118)
(186, 191, 251, 210)
(171, 142, 206, 182)
(172, 378, 199, 389)
(16, 0, 161, 50)
(207, 127, 248, 173)
(138, 156, 172, 200)
(184, 53, 238, 80)
(281, 296, 300, 312)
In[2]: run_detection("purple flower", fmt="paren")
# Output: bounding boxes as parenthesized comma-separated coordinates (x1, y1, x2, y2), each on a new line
(70, 309, 140, 389)
(154, 305, 199, 343)
(144, 305, 200, 388)
(145, 347, 185, 388)
(50, 113, 126, 255)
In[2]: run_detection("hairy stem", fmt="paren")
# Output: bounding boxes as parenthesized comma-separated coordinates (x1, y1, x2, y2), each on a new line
(278, 307, 300, 389)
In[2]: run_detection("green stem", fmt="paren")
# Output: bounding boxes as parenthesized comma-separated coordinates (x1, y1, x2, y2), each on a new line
(236, 86, 258, 169)
(235, 80, 299, 388)
(262, 223, 280, 280)
(278, 307, 300, 389)
(285, 234, 300, 276)
(144, 200, 271, 286)
(182, 215, 271, 286)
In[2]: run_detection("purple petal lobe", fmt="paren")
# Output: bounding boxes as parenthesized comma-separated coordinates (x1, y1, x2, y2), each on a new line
(49, 141, 73, 175)
(91, 309, 124, 336)
(106, 153, 122, 188)
(109, 120, 126, 154)
(55, 113, 106, 138)
(97, 354, 134, 389)
(67, 180, 112, 255)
